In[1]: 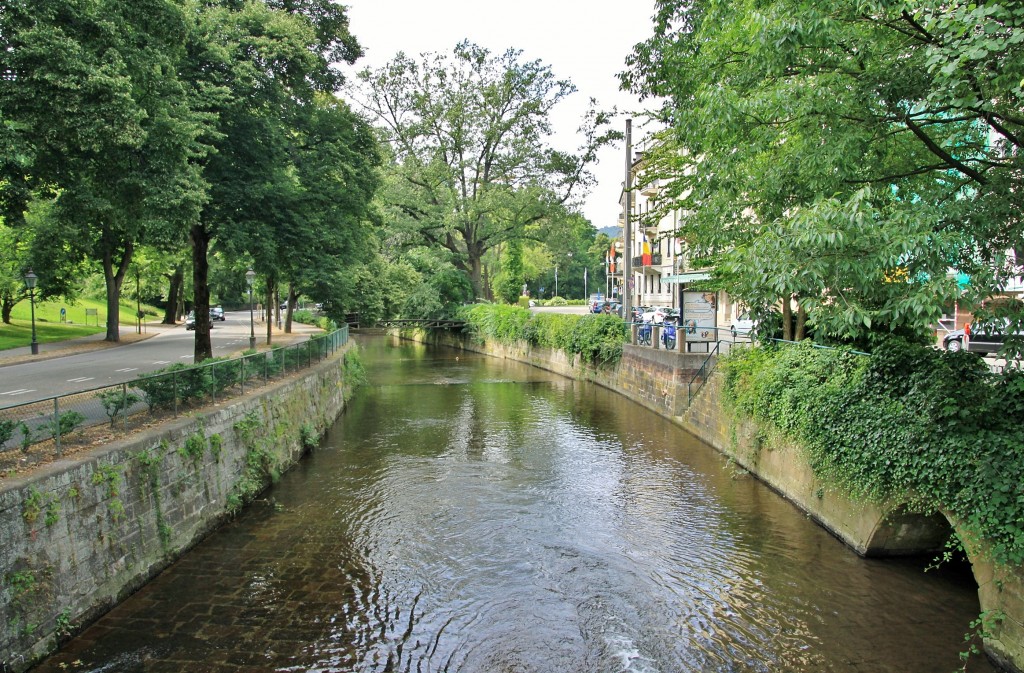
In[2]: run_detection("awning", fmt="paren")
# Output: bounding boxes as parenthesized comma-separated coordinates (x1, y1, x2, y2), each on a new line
(662, 271, 711, 284)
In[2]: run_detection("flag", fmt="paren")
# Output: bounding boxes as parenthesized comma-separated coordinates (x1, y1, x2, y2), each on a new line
(642, 234, 652, 266)
(609, 245, 616, 274)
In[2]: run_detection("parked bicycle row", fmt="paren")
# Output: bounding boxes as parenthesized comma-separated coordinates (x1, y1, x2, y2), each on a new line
(629, 318, 753, 352)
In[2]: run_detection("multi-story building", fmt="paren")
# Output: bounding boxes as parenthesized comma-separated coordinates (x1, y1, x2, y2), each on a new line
(617, 147, 746, 343)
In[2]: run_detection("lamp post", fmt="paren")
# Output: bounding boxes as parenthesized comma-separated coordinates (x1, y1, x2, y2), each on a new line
(566, 251, 573, 299)
(245, 269, 256, 350)
(24, 269, 38, 355)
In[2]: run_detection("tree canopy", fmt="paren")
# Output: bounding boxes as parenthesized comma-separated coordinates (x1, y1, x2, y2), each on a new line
(352, 41, 618, 300)
(1, 0, 381, 358)
(623, 0, 1024, 351)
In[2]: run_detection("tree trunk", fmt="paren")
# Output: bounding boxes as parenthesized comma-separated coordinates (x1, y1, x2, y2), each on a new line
(190, 224, 213, 362)
(265, 279, 274, 346)
(103, 239, 134, 343)
(795, 303, 808, 341)
(781, 296, 793, 342)
(1, 294, 14, 324)
(162, 266, 184, 324)
(284, 282, 295, 333)
(468, 252, 485, 301)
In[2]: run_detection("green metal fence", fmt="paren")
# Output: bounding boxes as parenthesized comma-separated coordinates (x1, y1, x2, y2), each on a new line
(0, 327, 348, 461)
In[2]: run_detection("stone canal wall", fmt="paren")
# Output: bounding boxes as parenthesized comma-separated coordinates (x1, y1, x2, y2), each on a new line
(0, 345, 356, 673)
(402, 327, 1024, 673)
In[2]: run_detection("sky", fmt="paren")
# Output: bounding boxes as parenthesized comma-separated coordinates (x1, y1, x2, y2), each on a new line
(340, 0, 659, 230)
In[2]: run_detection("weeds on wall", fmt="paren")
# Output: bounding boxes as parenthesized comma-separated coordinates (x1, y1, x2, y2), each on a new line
(343, 348, 366, 398)
(228, 411, 281, 514)
(721, 338, 1024, 567)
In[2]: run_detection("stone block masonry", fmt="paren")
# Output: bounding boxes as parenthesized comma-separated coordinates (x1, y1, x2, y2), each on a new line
(0, 344, 356, 673)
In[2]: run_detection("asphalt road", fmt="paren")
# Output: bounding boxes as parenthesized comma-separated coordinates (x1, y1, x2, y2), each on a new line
(0, 312, 317, 408)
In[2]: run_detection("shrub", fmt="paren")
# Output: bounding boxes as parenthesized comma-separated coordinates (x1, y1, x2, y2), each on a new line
(570, 314, 629, 364)
(721, 338, 1024, 566)
(97, 389, 142, 427)
(461, 304, 628, 365)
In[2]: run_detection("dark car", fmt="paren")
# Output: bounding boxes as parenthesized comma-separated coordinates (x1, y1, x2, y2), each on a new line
(942, 329, 965, 352)
(185, 312, 196, 330)
(964, 321, 1022, 355)
(210, 306, 225, 321)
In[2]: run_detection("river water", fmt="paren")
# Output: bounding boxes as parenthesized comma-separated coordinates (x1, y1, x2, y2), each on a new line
(31, 336, 996, 673)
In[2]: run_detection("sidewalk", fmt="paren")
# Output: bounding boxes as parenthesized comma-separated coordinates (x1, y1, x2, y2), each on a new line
(0, 318, 323, 367)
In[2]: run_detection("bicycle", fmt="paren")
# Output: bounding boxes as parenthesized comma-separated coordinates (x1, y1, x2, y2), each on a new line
(638, 321, 653, 346)
(661, 320, 677, 350)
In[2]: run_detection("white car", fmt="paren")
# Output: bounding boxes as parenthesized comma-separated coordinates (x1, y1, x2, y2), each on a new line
(641, 306, 673, 324)
(731, 313, 756, 337)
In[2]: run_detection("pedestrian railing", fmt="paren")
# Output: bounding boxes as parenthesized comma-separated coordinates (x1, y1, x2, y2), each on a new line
(0, 327, 348, 462)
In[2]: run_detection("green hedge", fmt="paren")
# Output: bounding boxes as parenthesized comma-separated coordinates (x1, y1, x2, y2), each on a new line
(460, 304, 628, 365)
(722, 339, 1024, 566)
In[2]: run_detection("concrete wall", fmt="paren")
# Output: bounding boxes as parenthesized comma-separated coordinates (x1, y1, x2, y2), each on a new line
(405, 328, 1023, 673)
(0, 346, 355, 672)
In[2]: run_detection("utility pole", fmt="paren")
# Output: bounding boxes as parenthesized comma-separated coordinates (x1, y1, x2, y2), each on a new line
(623, 118, 633, 323)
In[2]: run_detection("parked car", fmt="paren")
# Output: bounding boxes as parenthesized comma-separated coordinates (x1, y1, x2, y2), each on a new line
(942, 329, 965, 352)
(210, 306, 225, 321)
(731, 312, 757, 338)
(631, 305, 650, 323)
(184, 312, 196, 330)
(641, 306, 673, 324)
(960, 321, 1023, 355)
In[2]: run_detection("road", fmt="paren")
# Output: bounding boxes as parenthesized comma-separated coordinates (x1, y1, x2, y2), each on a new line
(0, 312, 318, 408)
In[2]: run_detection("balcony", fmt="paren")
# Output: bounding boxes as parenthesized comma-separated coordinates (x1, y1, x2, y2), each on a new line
(631, 253, 664, 274)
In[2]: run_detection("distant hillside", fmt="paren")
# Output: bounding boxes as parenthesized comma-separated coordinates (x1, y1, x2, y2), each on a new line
(595, 226, 620, 239)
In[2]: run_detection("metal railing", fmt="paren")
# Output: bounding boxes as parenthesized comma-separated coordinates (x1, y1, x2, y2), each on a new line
(628, 320, 753, 352)
(0, 327, 348, 460)
(687, 340, 725, 405)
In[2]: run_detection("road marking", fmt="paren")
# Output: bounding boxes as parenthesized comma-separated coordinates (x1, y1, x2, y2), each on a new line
(180, 355, 192, 359)
(67, 377, 94, 383)
(0, 389, 35, 396)
(114, 367, 138, 373)
(153, 360, 170, 365)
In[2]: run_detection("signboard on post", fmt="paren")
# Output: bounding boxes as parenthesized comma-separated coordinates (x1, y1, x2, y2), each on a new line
(682, 291, 717, 343)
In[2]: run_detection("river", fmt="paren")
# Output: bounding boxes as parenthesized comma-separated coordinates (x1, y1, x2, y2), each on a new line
(30, 335, 996, 672)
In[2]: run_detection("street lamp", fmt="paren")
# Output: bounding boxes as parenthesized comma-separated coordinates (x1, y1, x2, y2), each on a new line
(567, 251, 573, 299)
(24, 269, 38, 355)
(245, 268, 256, 350)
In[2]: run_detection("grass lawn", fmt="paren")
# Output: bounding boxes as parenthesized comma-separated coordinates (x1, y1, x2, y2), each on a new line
(0, 296, 164, 351)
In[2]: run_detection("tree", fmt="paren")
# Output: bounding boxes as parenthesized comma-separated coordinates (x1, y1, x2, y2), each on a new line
(184, 0, 369, 360)
(0, 0, 215, 343)
(352, 41, 618, 300)
(622, 0, 1024, 350)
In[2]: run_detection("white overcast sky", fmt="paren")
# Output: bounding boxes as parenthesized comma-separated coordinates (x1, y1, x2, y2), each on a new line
(341, 0, 659, 229)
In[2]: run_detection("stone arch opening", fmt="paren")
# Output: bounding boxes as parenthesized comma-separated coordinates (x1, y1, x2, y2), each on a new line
(864, 505, 955, 558)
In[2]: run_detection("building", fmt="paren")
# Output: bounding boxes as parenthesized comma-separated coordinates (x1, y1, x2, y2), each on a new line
(618, 145, 745, 344)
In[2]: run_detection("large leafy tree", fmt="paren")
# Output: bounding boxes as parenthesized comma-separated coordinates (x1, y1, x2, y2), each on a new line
(352, 41, 617, 300)
(0, 0, 215, 342)
(622, 0, 1024, 349)
(185, 0, 370, 360)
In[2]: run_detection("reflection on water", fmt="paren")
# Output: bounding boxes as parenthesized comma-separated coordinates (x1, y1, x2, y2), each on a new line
(31, 336, 995, 673)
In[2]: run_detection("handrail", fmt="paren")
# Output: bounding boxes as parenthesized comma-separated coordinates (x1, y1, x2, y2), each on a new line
(686, 340, 723, 406)
(357, 318, 466, 329)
